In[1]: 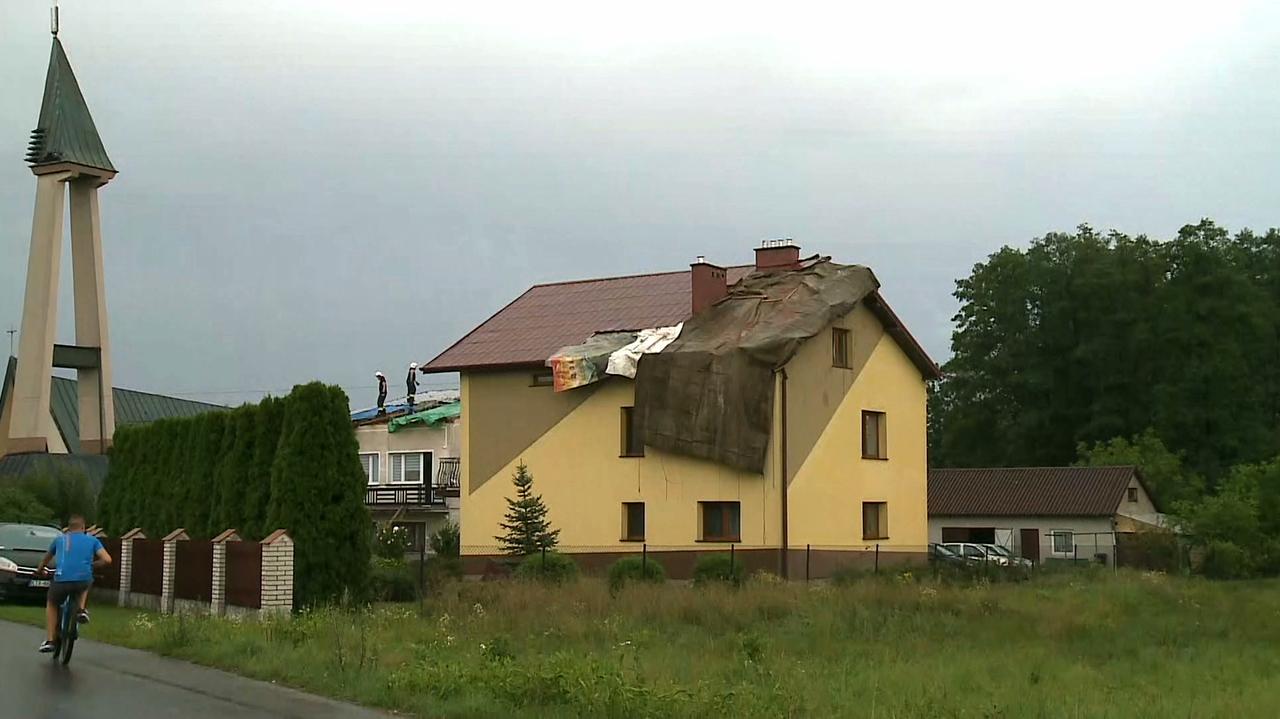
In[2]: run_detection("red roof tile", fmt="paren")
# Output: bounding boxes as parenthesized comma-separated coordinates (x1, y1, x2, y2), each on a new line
(423, 266, 753, 372)
(928, 466, 1147, 517)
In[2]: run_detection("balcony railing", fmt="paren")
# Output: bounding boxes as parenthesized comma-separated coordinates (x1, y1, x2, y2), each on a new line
(365, 484, 446, 507)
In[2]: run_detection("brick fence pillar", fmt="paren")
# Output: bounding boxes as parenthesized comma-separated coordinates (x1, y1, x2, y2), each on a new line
(161, 528, 189, 615)
(210, 529, 241, 616)
(259, 529, 294, 618)
(118, 528, 145, 607)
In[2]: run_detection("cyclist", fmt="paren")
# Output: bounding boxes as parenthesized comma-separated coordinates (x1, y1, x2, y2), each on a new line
(34, 515, 112, 653)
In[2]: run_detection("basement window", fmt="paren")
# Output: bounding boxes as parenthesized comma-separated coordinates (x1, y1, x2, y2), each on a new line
(862, 502, 888, 540)
(699, 502, 741, 542)
(832, 327, 851, 368)
(622, 502, 645, 542)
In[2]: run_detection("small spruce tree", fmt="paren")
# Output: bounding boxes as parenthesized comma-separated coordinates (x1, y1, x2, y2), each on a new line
(495, 462, 560, 556)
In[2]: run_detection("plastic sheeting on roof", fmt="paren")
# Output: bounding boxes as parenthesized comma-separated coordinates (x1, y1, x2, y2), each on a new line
(605, 324, 682, 379)
(547, 332, 636, 392)
(635, 260, 878, 473)
(388, 402, 461, 433)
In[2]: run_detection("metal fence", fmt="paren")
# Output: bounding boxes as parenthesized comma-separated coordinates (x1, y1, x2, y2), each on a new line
(225, 541, 263, 609)
(94, 537, 122, 590)
(130, 538, 164, 596)
(174, 540, 214, 602)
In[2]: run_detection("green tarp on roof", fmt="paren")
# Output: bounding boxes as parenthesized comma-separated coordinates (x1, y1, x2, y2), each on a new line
(388, 402, 460, 433)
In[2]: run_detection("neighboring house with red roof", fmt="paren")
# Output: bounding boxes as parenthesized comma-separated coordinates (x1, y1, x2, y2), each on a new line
(422, 242, 940, 576)
(927, 465, 1164, 567)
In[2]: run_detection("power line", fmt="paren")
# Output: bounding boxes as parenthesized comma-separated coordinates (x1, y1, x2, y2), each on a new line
(146, 380, 459, 399)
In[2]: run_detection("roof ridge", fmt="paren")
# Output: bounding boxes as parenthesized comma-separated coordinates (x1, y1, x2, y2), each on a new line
(529, 264, 755, 290)
(931, 465, 1136, 472)
(51, 373, 226, 409)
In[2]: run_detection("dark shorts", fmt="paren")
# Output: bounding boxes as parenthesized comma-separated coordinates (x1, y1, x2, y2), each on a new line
(48, 580, 91, 606)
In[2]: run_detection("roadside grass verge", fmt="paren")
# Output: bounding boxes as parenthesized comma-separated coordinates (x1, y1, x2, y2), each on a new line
(3, 570, 1280, 717)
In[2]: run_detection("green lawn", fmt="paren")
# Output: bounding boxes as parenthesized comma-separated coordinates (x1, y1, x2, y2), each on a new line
(3, 570, 1279, 718)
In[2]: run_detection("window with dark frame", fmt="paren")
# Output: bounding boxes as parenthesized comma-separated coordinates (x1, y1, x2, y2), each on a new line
(620, 406, 645, 457)
(862, 410, 887, 459)
(1127, 487, 1138, 502)
(832, 327, 852, 368)
(531, 370, 554, 387)
(862, 501, 888, 540)
(622, 502, 645, 541)
(699, 501, 741, 542)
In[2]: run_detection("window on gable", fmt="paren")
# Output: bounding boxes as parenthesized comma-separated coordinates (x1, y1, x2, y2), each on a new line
(360, 453, 380, 485)
(390, 451, 432, 484)
(620, 407, 645, 457)
(862, 501, 888, 540)
(622, 502, 645, 541)
(699, 501, 741, 542)
(862, 411, 887, 459)
(1127, 487, 1138, 502)
(832, 327, 851, 368)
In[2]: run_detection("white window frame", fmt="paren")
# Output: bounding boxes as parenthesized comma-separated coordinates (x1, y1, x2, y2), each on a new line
(1051, 530, 1075, 555)
(360, 452, 381, 486)
(389, 450, 432, 485)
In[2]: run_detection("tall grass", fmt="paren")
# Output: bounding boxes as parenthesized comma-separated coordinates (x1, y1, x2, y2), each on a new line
(4, 571, 1280, 717)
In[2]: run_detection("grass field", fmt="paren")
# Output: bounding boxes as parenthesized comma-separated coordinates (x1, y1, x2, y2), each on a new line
(3, 570, 1279, 718)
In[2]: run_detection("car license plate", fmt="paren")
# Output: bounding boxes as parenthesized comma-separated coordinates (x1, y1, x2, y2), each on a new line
(29, 579, 50, 589)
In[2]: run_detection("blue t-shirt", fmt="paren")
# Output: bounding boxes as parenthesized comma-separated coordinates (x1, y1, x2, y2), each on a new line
(49, 532, 103, 583)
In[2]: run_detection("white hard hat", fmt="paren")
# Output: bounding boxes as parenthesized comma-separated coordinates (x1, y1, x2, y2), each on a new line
(410, 362, 418, 369)
(375, 371, 384, 378)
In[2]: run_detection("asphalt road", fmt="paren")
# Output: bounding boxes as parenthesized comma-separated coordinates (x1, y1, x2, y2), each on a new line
(0, 620, 388, 719)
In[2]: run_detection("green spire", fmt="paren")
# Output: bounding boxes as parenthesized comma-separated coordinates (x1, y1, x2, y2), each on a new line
(25, 38, 115, 173)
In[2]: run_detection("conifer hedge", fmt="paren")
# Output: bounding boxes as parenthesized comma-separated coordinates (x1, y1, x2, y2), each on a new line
(99, 382, 371, 606)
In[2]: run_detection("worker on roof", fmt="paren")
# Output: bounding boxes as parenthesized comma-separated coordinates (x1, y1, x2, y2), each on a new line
(375, 371, 387, 413)
(406, 363, 418, 409)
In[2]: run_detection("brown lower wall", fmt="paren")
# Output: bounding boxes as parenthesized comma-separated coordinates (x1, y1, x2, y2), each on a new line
(461, 547, 928, 581)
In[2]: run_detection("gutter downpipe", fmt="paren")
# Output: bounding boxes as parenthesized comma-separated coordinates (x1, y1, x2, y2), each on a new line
(778, 368, 789, 579)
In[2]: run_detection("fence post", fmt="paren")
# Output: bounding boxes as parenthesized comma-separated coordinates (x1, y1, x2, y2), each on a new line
(259, 530, 294, 617)
(419, 540, 426, 614)
(875, 543, 880, 574)
(730, 543, 736, 577)
(642, 543, 648, 580)
(118, 528, 145, 608)
(541, 545, 547, 576)
(161, 528, 189, 615)
(211, 529, 240, 617)
(805, 544, 811, 583)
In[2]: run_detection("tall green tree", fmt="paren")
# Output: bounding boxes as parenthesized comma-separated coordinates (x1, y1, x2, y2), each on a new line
(496, 462, 560, 556)
(266, 383, 371, 606)
(1076, 429, 1205, 507)
(244, 396, 284, 540)
(212, 404, 258, 534)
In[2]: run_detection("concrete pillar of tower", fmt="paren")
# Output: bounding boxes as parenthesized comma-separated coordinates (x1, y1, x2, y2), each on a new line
(69, 178, 115, 454)
(8, 171, 73, 454)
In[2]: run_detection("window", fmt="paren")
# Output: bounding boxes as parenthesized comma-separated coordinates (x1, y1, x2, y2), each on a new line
(832, 327, 851, 368)
(1127, 487, 1138, 502)
(530, 370, 554, 387)
(620, 407, 645, 457)
(392, 522, 426, 553)
(622, 502, 645, 541)
(699, 502, 741, 542)
(862, 411, 887, 459)
(390, 451, 432, 484)
(862, 501, 888, 540)
(1051, 530, 1074, 554)
(360, 453, 380, 485)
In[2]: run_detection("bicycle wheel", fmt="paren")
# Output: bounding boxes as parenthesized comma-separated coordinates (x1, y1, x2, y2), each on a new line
(59, 599, 76, 665)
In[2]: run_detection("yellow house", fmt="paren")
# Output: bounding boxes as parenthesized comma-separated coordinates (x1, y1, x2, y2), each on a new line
(421, 242, 940, 577)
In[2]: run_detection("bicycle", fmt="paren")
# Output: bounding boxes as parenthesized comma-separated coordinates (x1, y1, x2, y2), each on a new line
(47, 583, 82, 666)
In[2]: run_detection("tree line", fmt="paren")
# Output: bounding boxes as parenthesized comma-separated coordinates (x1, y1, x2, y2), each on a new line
(97, 381, 371, 605)
(930, 220, 1280, 576)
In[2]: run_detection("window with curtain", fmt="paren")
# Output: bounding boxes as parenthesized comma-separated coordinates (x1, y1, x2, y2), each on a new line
(390, 451, 432, 484)
(862, 411, 887, 459)
(862, 501, 888, 540)
(360, 453, 380, 485)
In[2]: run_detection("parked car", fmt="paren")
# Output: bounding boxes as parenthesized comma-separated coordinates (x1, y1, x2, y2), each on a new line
(940, 542, 1012, 567)
(981, 544, 1033, 569)
(928, 543, 969, 567)
(0, 523, 61, 602)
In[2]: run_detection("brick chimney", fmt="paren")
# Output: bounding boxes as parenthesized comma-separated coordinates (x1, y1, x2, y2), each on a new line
(754, 239, 801, 272)
(690, 256, 728, 314)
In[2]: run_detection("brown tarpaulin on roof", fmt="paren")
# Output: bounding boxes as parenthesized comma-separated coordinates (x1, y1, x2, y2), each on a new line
(634, 260, 878, 473)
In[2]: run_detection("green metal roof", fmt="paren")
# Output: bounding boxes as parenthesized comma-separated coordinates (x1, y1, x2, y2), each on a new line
(25, 38, 115, 173)
(387, 402, 461, 433)
(3, 356, 225, 454)
(0, 452, 109, 493)
(49, 375, 226, 452)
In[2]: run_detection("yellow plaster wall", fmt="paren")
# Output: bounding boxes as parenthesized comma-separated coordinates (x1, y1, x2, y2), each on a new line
(460, 375, 783, 553)
(786, 330, 929, 548)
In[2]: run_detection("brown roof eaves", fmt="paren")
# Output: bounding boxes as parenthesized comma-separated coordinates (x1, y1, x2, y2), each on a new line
(928, 465, 1143, 517)
(865, 292, 941, 380)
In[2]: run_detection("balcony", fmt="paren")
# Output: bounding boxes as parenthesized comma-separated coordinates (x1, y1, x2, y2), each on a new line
(365, 484, 446, 507)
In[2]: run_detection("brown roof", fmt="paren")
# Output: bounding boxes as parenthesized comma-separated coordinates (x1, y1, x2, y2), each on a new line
(423, 266, 753, 372)
(423, 262, 940, 378)
(928, 466, 1145, 517)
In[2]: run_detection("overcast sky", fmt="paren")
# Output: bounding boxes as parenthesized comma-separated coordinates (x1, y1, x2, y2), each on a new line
(2, 1, 1278, 407)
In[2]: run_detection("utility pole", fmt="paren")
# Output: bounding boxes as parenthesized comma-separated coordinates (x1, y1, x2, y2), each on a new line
(6, 327, 15, 357)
